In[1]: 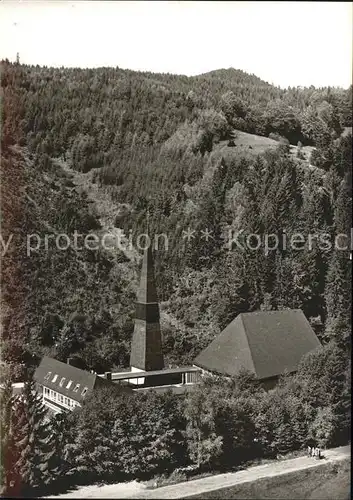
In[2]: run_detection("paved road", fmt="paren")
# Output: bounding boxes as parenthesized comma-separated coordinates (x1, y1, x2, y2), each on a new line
(47, 445, 350, 499)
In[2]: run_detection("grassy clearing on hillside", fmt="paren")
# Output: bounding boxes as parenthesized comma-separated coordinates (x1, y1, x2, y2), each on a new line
(187, 459, 350, 500)
(342, 126, 352, 137)
(215, 129, 315, 163)
(215, 130, 278, 158)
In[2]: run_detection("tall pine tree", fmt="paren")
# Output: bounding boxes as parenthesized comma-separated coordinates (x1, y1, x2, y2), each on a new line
(11, 378, 59, 495)
(0, 379, 14, 495)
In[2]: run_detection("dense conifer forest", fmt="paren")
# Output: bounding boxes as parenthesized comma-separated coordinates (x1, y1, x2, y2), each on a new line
(0, 60, 351, 496)
(1, 61, 351, 374)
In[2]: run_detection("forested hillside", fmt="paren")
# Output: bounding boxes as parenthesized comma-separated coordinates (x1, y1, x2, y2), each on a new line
(1, 60, 351, 378)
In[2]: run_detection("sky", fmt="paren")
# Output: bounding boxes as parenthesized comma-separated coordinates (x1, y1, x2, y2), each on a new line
(0, 0, 352, 88)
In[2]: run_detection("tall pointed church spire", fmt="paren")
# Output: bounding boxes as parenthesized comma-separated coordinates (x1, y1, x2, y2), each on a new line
(130, 244, 164, 371)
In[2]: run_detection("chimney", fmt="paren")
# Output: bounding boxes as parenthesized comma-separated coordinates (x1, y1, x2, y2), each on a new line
(66, 357, 87, 370)
(104, 372, 112, 381)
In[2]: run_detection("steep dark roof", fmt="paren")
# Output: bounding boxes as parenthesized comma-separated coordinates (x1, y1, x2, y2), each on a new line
(34, 356, 132, 403)
(194, 309, 322, 380)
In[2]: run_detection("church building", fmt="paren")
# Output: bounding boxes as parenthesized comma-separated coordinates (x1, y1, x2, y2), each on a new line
(193, 309, 322, 389)
(30, 244, 322, 412)
(129, 244, 165, 385)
